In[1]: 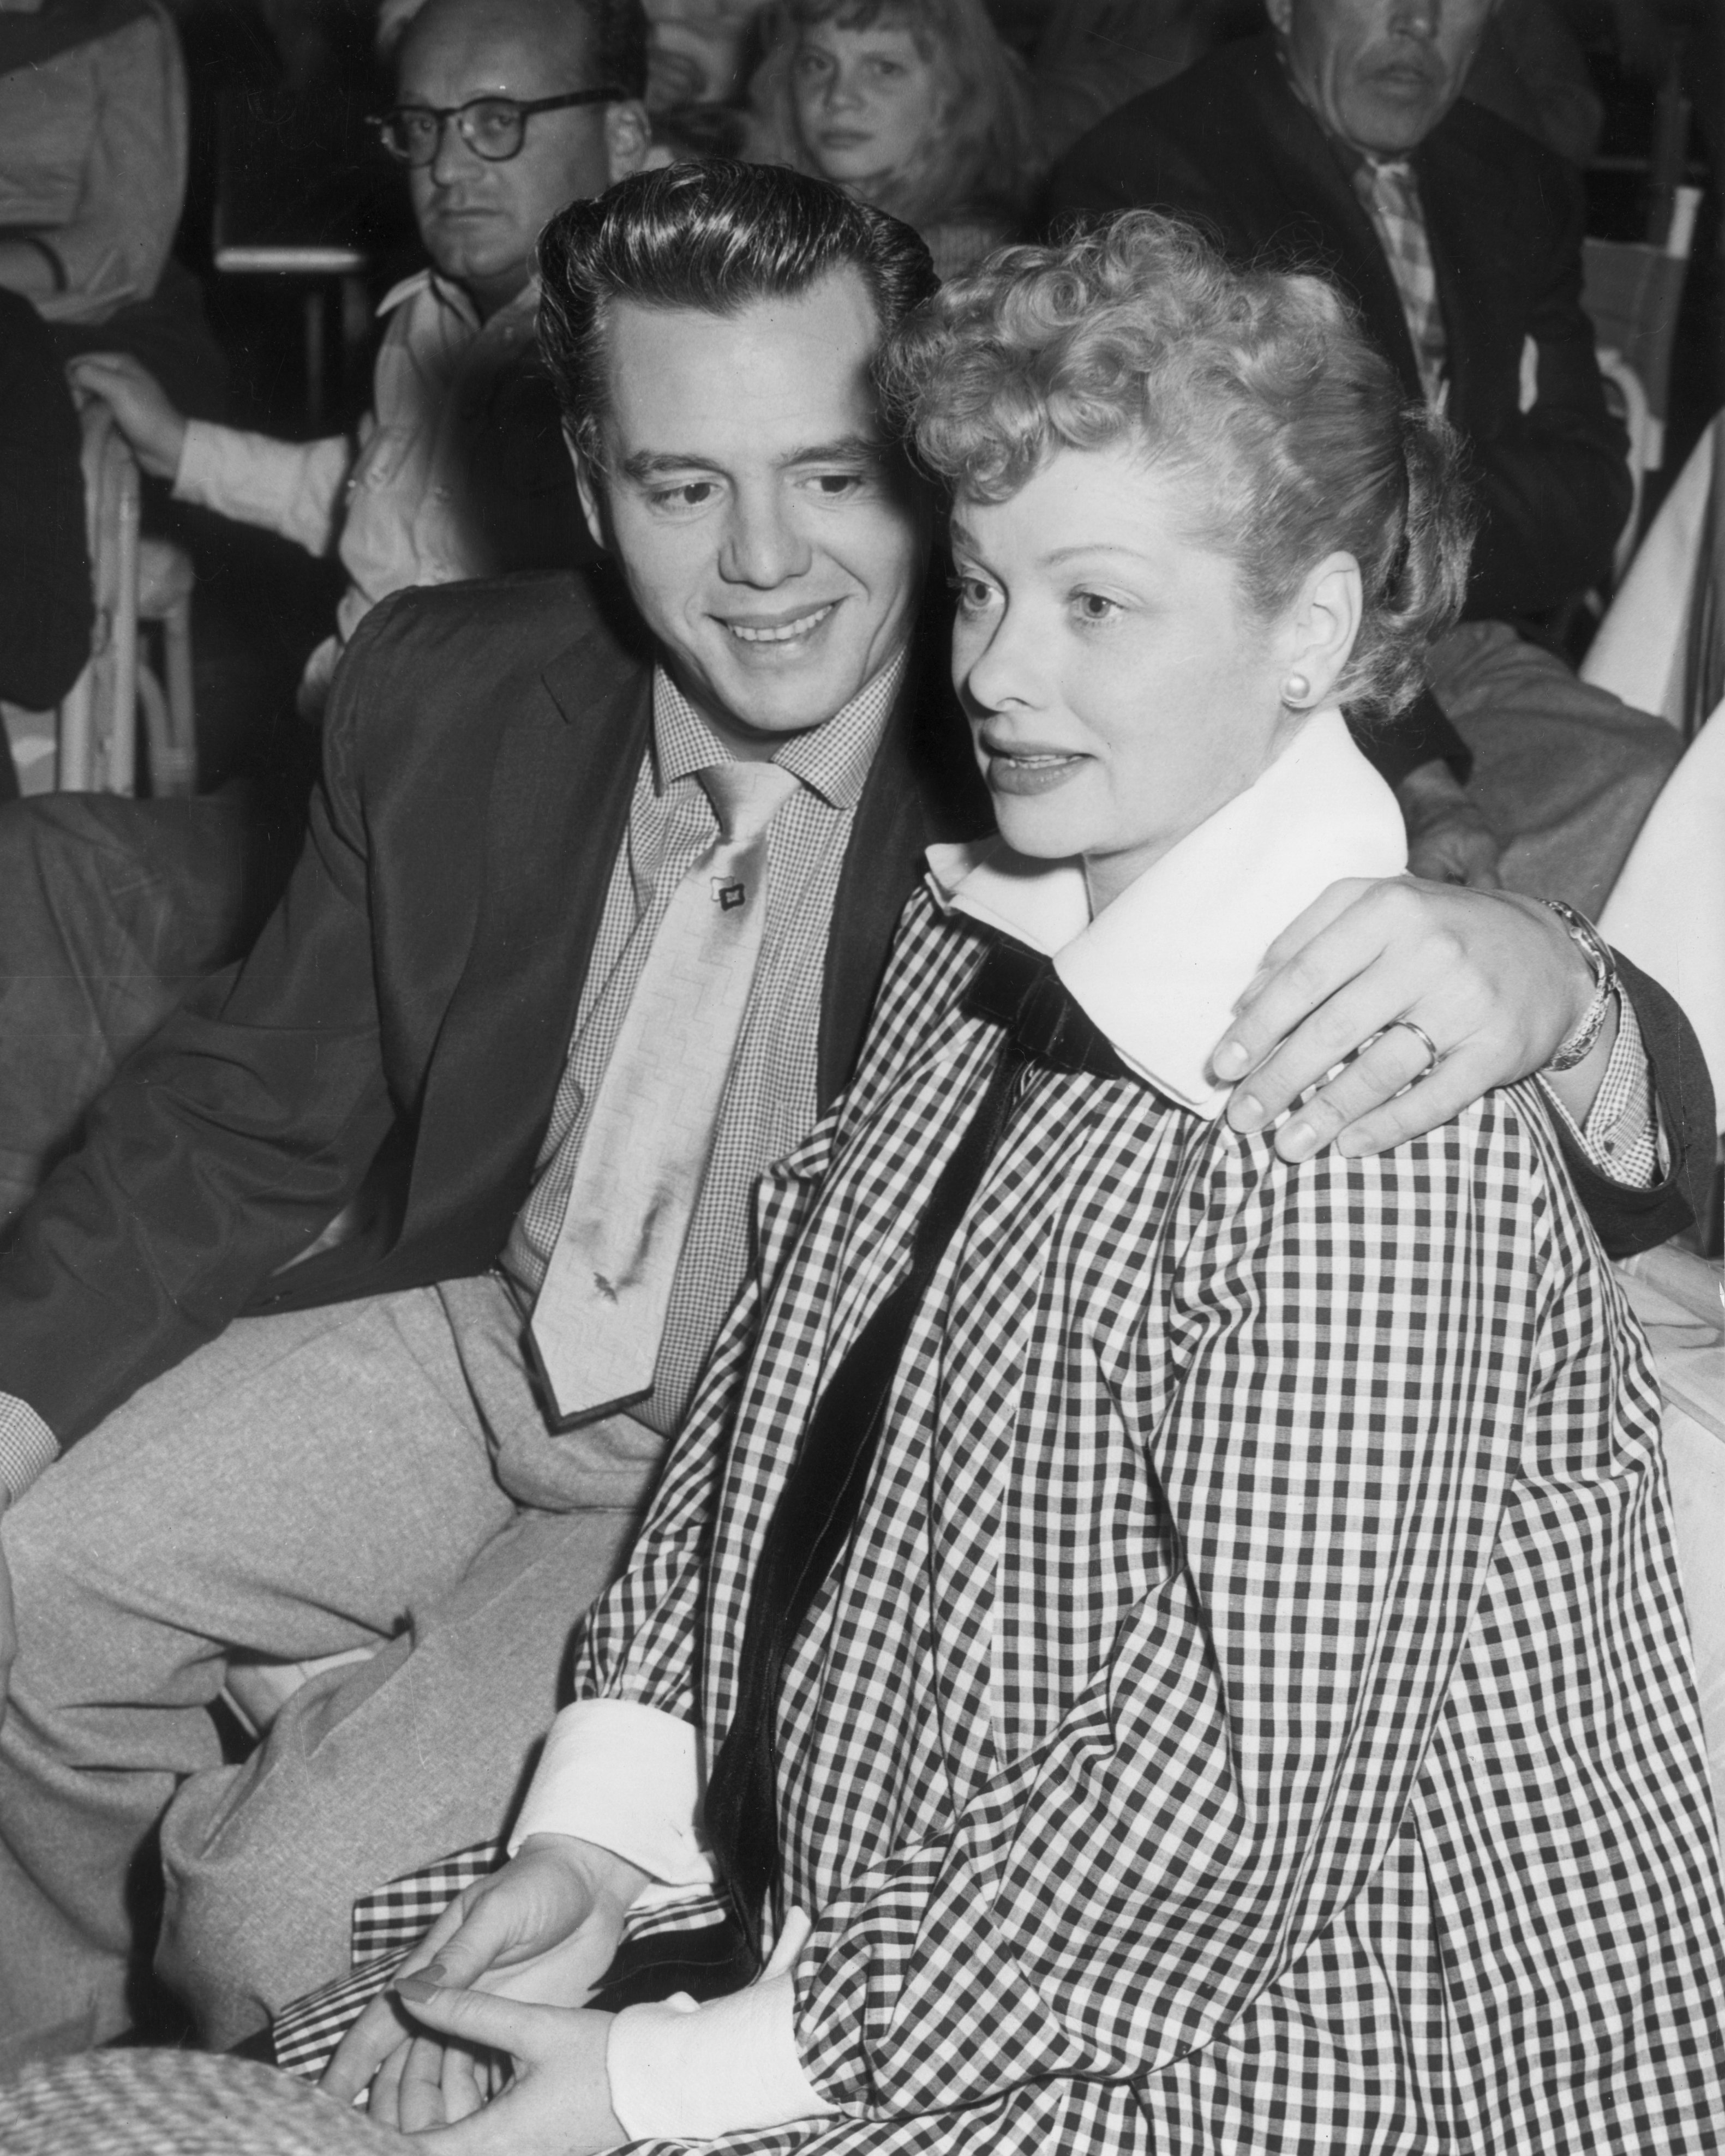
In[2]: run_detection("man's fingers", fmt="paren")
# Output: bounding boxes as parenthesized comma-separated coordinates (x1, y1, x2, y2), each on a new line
(1218, 891, 1433, 1082)
(1226, 965, 1440, 1129)
(1331, 1046, 1505, 1157)
(1261, 1026, 1450, 1160)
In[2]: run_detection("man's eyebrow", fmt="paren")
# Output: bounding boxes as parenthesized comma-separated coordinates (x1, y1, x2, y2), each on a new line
(780, 434, 885, 465)
(617, 436, 885, 483)
(618, 452, 726, 482)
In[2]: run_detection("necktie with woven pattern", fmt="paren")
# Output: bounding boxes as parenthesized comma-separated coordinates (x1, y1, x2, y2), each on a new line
(1353, 156, 1447, 407)
(529, 759, 801, 1424)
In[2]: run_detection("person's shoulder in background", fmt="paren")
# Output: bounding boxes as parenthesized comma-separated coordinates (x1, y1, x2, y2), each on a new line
(1043, 32, 1283, 228)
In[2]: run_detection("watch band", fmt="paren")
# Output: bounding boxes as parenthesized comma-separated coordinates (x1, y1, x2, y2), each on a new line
(1541, 899, 1618, 1072)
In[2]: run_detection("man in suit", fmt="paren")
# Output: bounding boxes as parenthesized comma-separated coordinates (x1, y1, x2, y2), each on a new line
(0, 160, 1705, 2059)
(1047, 0, 1685, 914)
(0, 0, 649, 1236)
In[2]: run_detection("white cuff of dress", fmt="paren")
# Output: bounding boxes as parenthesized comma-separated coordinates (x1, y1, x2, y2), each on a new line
(607, 1973, 834, 2141)
(507, 1698, 712, 1887)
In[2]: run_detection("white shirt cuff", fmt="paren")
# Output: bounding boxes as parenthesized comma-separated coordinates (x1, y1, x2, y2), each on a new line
(507, 1698, 712, 1888)
(607, 1973, 834, 2140)
(173, 421, 350, 557)
(0, 1391, 58, 1505)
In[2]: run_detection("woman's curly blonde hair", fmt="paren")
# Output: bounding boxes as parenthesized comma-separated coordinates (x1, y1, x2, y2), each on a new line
(878, 212, 1475, 717)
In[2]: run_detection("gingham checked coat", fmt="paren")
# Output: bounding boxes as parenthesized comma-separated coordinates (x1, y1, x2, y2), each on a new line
(574, 884, 1725, 2154)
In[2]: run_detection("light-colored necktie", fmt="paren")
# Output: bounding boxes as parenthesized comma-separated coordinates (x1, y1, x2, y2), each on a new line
(529, 759, 801, 1422)
(1353, 157, 1447, 409)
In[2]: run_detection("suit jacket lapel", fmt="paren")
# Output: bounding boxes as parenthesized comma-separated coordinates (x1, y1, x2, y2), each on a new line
(1415, 116, 1512, 434)
(402, 623, 652, 1271)
(1245, 49, 1426, 401)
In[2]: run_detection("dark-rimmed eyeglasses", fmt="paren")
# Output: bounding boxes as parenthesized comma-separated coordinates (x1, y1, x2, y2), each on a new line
(369, 91, 621, 168)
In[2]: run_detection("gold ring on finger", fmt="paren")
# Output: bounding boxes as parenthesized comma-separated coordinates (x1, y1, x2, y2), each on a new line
(1383, 1016, 1442, 1080)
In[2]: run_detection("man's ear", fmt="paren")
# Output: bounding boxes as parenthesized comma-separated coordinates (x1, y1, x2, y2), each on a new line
(568, 429, 609, 552)
(1279, 550, 1362, 707)
(603, 100, 653, 185)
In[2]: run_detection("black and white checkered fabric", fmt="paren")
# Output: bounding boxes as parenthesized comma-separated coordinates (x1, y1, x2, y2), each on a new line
(565, 886, 1725, 2152)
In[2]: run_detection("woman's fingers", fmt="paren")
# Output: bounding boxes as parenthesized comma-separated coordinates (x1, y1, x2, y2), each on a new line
(398, 2034, 453, 2134)
(361, 2020, 415, 2129)
(321, 1989, 416, 2105)
(393, 1974, 565, 2064)
(441, 2038, 489, 2125)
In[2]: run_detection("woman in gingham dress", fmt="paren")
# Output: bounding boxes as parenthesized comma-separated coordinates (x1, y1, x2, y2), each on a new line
(324, 216, 1725, 2152)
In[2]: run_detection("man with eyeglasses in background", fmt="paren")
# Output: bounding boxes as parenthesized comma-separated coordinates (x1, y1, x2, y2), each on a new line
(70, 0, 651, 728)
(0, 0, 653, 1249)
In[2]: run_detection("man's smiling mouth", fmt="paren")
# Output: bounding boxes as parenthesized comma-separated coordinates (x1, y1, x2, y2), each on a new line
(721, 604, 836, 645)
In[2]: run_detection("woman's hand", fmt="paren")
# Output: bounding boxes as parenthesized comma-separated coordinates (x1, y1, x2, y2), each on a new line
(64, 353, 188, 480)
(1212, 876, 1598, 1158)
(321, 1836, 647, 2125)
(386, 1976, 622, 2154)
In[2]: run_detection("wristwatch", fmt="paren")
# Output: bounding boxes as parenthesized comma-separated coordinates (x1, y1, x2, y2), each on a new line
(1541, 899, 1619, 1072)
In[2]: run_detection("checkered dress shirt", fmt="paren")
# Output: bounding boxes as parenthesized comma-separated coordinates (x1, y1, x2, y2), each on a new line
(568, 887, 1725, 2152)
(1350, 157, 1447, 408)
(497, 654, 903, 1438)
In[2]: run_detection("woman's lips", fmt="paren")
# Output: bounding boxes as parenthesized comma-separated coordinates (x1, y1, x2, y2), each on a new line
(985, 747, 1085, 796)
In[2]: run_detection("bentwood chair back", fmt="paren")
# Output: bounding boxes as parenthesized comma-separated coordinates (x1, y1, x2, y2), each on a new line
(54, 403, 198, 796)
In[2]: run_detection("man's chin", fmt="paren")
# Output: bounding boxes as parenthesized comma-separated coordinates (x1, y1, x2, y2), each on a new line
(1342, 87, 1444, 154)
(703, 650, 870, 740)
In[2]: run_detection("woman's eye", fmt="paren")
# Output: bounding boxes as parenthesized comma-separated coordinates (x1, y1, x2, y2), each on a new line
(950, 575, 996, 613)
(1073, 591, 1120, 623)
(864, 57, 906, 81)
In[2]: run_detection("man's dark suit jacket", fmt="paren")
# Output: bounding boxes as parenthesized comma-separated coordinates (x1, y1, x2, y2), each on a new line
(0, 568, 1708, 1449)
(0, 569, 987, 1444)
(1046, 34, 1632, 626)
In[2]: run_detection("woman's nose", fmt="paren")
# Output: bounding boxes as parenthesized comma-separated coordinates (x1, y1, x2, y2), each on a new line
(961, 605, 1037, 712)
(823, 63, 864, 113)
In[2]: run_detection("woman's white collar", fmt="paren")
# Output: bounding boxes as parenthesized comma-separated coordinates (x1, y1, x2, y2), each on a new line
(926, 709, 1408, 1116)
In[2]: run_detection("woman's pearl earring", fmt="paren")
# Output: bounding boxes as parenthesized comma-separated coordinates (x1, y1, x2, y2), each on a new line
(1283, 672, 1311, 707)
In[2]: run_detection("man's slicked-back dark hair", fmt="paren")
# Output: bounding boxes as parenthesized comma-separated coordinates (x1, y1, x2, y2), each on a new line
(537, 159, 938, 466)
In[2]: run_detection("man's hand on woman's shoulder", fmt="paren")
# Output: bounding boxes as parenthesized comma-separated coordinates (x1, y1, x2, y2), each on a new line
(1212, 877, 1599, 1160)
